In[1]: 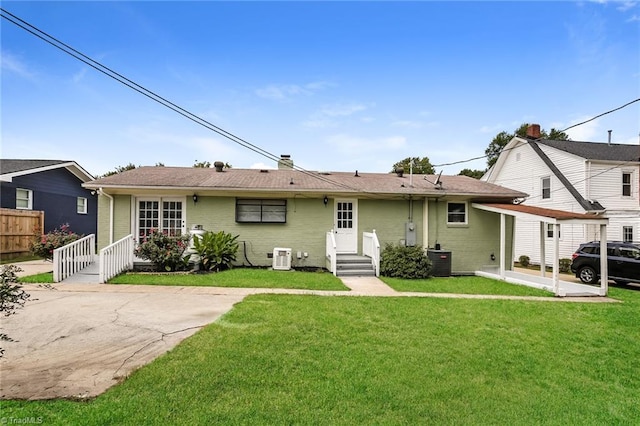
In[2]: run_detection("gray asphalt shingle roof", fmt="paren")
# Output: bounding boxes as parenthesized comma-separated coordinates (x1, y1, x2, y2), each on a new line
(537, 139, 639, 162)
(0, 159, 69, 175)
(85, 166, 527, 199)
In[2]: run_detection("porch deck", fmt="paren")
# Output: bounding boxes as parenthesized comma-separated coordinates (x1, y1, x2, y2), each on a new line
(60, 255, 100, 284)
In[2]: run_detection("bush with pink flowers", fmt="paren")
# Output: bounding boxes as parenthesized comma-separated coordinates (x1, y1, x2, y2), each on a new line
(29, 224, 81, 260)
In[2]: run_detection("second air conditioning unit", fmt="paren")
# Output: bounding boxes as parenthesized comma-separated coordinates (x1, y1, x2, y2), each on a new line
(272, 247, 292, 270)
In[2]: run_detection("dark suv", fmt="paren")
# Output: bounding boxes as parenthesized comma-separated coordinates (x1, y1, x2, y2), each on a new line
(570, 241, 640, 285)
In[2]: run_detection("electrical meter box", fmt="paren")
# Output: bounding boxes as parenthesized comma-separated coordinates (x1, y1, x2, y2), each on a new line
(405, 222, 416, 247)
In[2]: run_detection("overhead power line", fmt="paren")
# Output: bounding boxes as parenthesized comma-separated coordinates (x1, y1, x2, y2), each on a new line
(2, 7, 637, 184)
(0, 7, 359, 192)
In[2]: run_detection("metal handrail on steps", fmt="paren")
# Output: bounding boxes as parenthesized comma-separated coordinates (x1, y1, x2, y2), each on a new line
(53, 234, 96, 282)
(99, 234, 134, 283)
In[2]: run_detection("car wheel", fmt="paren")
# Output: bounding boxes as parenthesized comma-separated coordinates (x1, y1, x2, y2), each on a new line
(578, 266, 598, 284)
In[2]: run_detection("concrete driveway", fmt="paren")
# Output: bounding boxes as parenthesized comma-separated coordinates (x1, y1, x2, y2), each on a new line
(0, 285, 244, 400)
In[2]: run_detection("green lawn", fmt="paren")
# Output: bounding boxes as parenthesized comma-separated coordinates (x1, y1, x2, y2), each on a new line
(382, 275, 553, 297)
(18, 272, 53, 284)
(3, 287, 639, 424)
(108, 268, 349, 291)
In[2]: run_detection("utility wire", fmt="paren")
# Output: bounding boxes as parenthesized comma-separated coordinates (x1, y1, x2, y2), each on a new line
(2, 7, 638, 190)
(0, 8, 359, 192)
(433, 98, 640, 169)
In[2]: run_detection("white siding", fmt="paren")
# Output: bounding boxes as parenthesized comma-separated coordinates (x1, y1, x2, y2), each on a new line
(489, 139, 640, 263)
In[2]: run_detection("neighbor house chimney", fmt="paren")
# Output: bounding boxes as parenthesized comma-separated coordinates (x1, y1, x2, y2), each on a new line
(607, 130, 612, 145)
(526, 124, 541, 139)
(278, 154, 294, 170)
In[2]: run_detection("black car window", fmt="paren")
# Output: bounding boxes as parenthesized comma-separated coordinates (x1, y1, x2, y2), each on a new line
(581, 246, 598, 254)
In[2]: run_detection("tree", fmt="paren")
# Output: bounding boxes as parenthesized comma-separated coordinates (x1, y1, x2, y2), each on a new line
(100, 163, 137, 178)
(193, 160, 211, 168)
(391, 157, 435, 175)
(485, 123, 570, 169)
(458, 168, 485, 179)
(0, 265, 30, 357)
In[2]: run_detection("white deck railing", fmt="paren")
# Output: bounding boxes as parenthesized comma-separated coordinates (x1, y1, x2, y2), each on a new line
(99, 234, 134, 283)
(363, 229, 381, 277)
(53, 234, 96, 283)
(326, 230, 337, 275)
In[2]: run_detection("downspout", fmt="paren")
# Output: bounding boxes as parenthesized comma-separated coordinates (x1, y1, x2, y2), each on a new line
(99, 188, 114, 245)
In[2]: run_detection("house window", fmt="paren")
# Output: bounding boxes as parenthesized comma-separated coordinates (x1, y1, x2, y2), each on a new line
(447, 202, 467, 224)
(77, 197, 87, 214)
(623, 226, 633, 243)
(547, 223, 560, 239)
(622, 172, 631, 197)
(16, 188, 32, 210)
(541, 177, 551, 199)
(236, 199, 287, 223)
(137, 199, 184, 243)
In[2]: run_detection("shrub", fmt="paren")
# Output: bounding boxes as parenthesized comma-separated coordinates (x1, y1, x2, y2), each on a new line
(380, 243, 432, 279)
(518, 255, 530, 268)
(135, 230, 190, 272)
(0, 265, 30, 357)
(192, 230, 239, 272)
(559, 258, 572, 274)
(30, 224, 81, 260)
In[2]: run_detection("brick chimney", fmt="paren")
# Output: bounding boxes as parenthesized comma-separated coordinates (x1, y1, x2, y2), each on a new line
(277, 154, 294, 170)
(526, 124, 541, 139)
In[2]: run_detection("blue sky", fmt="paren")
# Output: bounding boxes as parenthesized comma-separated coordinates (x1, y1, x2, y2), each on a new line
(2, 1, 639, 177)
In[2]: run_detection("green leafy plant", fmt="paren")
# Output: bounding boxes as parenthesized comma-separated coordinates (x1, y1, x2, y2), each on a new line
(192, 230, 239, 272)
(134, 230, 190, 272)
(0, 265, 31, 357)
(518, 255, 530, 268)
(29, 224, 81, 260)
(380, 243, 432, 279)
(559, 258, 572, 274)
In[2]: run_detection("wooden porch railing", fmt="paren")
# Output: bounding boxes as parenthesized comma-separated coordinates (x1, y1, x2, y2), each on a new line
(326, 230, 337, 275)
(362, 229, 380, 277)
(53, 234, 95, 282)
(99, 234, 134, 283)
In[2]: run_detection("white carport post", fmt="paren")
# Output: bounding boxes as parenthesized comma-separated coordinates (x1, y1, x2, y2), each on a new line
(539, 222, 546, 278)
(499, 213, 506, 279)
(600, 225, 608, 296)
(552, 223, 561, 296)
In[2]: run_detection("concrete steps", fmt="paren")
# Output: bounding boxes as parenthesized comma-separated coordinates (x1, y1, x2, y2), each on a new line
(336, 254, 376, 277)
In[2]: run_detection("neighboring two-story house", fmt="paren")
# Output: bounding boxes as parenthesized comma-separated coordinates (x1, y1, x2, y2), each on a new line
(483, 125, 639, 264)
(0, 159, 97, 236)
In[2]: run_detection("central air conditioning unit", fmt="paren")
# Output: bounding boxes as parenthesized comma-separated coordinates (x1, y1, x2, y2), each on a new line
(272, 248, 292, 270)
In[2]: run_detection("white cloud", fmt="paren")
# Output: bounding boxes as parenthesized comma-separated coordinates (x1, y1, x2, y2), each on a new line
(1, 51, 35, 79)
(320, 102, 369, 117)
(250, 162, 275, 169)
(255, 80, 332, 101)
(617, 1, 638, 12)
(627, 14, 640, 21)
(327, 134, 407, 154)
(479, 124, 503, 133)
(391, 120, 423, 129)
(564, 116, 601, 141)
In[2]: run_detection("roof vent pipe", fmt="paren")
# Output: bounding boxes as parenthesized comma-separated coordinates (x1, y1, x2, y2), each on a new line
(214, 161, 224, 172)
(607, 130, 612, 145)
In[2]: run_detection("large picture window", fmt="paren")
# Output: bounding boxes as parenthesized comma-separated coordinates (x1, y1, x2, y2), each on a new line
(236, 199, 287, 223)
(137, 198, 184, 243)
(447, 202, 467, 224)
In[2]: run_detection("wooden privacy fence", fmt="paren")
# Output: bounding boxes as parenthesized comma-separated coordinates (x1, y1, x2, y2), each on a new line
(0, 208, 44, 258)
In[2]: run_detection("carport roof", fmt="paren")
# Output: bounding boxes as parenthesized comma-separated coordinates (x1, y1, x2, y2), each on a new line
(473, 203, 609, 224)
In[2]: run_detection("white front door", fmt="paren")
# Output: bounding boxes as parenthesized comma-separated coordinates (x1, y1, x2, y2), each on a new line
(136, 197, 186, 243)
(334, 199, 358, 253)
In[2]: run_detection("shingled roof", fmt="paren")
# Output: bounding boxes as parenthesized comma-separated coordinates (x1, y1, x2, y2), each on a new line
(85, 166, 526, 199)
(536, 139, 639, 162)
(0, 159, 94, 182)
